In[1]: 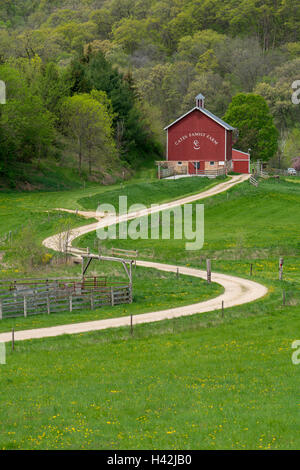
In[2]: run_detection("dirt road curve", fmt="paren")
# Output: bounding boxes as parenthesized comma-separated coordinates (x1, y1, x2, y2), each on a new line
(0, 174, 268, 343)
(43, 174, 250, 252)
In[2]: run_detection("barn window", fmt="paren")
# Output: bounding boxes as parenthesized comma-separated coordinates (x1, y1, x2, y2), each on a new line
(210, 161, 215, 166)
(193, 162, 200, 170)
(177, 161, 182, 165)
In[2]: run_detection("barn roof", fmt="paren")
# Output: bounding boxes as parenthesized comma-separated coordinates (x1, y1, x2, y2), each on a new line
(232, 148, 250, 160)
(164, 107, 235, 131)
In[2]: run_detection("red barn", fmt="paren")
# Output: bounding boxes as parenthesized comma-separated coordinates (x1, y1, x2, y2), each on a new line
(158, 94, 250, 177)
(232, 148, 250, 174)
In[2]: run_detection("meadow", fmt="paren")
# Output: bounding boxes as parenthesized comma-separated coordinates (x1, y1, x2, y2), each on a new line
(76, 177, 300, 262)
(77, 176, 226, 211)
(1, 304, 298, 450)
(0, 174, 218, 249)
(0, 175, 299, 449)
(0, 175, 222, 331)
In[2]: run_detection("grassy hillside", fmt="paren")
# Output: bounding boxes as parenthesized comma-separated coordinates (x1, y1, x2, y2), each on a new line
(77, 177, 300, 260)
(0, 176, 222, 332)
(0, 162, 87, 192)
(78, 175, 226, 210)
(0, 174, 217, 247)
(1, 303, 298, 450)
(0, 175, 299, 449)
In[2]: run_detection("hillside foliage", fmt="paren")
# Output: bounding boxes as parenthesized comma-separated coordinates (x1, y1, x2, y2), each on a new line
(0, 0, 300, 182)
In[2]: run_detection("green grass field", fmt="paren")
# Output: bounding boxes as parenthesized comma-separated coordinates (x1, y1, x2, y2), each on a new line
(1, 307, 298, 450)
(76, 177, 300, 261)
(77, 176, 226, 211)
(0, 175, 299, 449)
(0, 175, 218, 276)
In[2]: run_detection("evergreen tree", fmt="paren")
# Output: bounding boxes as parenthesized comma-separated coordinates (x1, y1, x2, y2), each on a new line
(69, 50, 162, 164)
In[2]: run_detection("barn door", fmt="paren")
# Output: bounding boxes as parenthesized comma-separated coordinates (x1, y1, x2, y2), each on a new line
(188, 162, 195, 174)
(188, 161, 203, 175)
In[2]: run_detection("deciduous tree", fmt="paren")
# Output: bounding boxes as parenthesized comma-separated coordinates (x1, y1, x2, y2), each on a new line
(224, 93, 278, 161)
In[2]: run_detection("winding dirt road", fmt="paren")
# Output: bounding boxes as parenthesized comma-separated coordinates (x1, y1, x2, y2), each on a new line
(0, 174, 268, 343)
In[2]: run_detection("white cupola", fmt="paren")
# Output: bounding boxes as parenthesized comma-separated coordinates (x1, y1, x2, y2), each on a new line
(195, 93, 205, 109)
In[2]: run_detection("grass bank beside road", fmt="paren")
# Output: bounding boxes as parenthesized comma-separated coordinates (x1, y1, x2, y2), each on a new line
(1, 304, 298, 450)
(77, 176, 227, 211)
(0, 175, 299, 450)
(76, 177, 300, 262)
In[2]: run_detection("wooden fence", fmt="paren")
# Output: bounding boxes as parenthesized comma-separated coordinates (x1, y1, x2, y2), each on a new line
(260, 170, 269, 179)
(250, 175, 259, 187)
(111, 248, 138, 259)
(159, 166, 187, 179)
(156, 162, 226, 179)
(268, 168, 300, 176)
(0, 276, 106, 296)
(0, 277, 131, 320)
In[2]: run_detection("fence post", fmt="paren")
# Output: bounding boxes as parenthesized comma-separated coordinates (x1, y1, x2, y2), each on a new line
(176, 267, 179, 279)
(130, 313, 133, 336)
(207, 259, 211, 283)
(69, 295, 73, 312)
(111, 287, 114, 307)
(23, 296, 27, 318)
(47, 294, 50, 315)
(90, 293, 94, 310)
(129, 285, 133, 304)
(0, 300, 2, 320)
(279, 257, 284, 280)
(250, 263, 253, 276)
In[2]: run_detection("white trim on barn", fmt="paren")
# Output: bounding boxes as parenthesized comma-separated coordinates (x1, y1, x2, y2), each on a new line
(164, 107, 235, 132)
(232, 148, 250, 156)
(225, 128, 227, 161)
(166, 129, 168, 160)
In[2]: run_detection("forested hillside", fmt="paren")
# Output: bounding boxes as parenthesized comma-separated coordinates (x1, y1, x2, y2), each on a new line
(0, 0, 300, 187)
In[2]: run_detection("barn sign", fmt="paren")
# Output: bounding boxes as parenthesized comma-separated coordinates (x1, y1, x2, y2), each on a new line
(174, 132, 219, 147)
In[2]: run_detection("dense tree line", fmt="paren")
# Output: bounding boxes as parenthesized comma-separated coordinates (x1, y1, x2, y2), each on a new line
(0, 50, 162, 179)
(0, 0, 300, 170)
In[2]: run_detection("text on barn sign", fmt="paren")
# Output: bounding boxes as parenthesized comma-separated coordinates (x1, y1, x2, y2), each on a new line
(174, 132, 219, 146)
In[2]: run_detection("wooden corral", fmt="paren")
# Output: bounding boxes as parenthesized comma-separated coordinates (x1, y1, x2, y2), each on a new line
(0, 276, 131, 320)
(0, 248, 138, 321)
